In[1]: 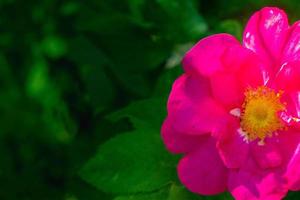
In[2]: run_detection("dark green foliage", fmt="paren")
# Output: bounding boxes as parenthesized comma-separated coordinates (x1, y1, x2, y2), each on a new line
(1, 0, 300, 199)
(80, 130, 179, 194)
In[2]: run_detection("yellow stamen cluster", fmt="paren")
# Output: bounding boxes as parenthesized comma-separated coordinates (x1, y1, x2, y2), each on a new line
(240, 86, 286, 143)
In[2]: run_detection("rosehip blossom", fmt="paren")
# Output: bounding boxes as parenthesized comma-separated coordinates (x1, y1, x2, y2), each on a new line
(162, 7, 300, 200)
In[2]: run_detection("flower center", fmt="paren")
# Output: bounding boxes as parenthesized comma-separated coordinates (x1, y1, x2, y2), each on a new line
(240, 86, 286, 143)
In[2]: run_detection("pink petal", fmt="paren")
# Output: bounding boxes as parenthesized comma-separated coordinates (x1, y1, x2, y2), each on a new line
(235, 51, 270, 89)
(276, 130, 300, 190)
(285, 148, 300, 191)
(210, 47, 267, 108)
(178, 138, 228, 195)
(210, 72, 243, 109)
(275, 61, 300, 92)
(281, 21, 300, 63)
(183, 33, 269, 109)
(251, 138, 282, 169)
(182, 33, 240, 76)
(161, 117, 209, 154)
(228, 157, 288, 200)
(167, 74, 210, 112)
(288, 92, 300, 119)
(280, 92, 300, 127)
(167, 74, 226, 135)
(216, 116, 250, 169)
(285, 142, 300, 191)
(243, 7, 289, 69)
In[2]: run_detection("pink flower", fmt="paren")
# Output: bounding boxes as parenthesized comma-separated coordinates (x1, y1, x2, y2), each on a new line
(162, 7, 300, 200)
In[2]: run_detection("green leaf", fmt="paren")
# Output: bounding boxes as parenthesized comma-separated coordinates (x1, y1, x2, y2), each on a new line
(168, 184, 233, 200)
(0, 53, 16, 87)
(67, 36, 116, 113)
(285, 191, 300, 200)
(167, 184, 202, 200)
(107, 98, 166, 130)
(60, 1, 80, 16)
(217, 19, 242, 41)
(26, 58, 50, 99)
(26, 56, 76, 143)
(155, 0, 207, 42)
(41, 35, 67, 59)
(114, 188, 168, 200)
(75, 4, 173, 96)
(79, 130, 179, 194)
(153, 65, 184, 98)
(113, 184, 208, 200)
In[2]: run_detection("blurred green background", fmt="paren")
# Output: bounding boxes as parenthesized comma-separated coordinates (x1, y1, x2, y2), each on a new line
(2, 0, 300, 199)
